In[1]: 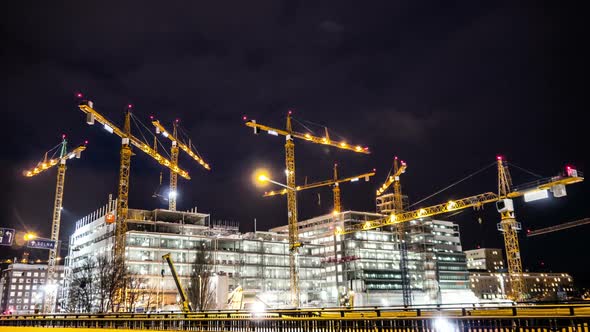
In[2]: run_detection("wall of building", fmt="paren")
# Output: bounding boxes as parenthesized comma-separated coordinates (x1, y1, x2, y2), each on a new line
(0, 264, 65, 314)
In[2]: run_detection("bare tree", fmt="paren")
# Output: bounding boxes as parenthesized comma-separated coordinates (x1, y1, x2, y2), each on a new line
(123, 275, 149, 312)
(67, 258, 96, 313)
(95, 255, 128, 312)
(187, 248, 216, 311)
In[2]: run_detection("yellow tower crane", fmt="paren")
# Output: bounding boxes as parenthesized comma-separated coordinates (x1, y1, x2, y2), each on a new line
(375, 156, 412, 306)
(152, 118, 210, 211)
(263, 163, 375, 214)
(78, 99, 190, 264)
(338, 157, 583, 301)
(23, 135, 87, 313)
(245, 112, 369, 307)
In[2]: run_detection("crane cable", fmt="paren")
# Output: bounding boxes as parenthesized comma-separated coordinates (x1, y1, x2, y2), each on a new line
(408, 162, 496, 209)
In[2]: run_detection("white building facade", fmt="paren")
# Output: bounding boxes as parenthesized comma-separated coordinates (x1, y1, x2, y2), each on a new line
(65, 200, 477, 312)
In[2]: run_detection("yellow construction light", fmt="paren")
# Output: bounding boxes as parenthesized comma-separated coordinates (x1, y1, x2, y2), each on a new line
(332, 210, 339, 216)
(447, 200, 457, 210)
(390, 214, 397, 223)
(258, 175, 268, 182)
(340, 142, 347, 147)
(418, 209, 426, 216)
(355, 145, 362, 151)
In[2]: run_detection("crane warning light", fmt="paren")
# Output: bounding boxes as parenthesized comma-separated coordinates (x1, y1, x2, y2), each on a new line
(566, 165, 577, 177)
(62, 134, 66, 139)
(84, 140, 89, 145)
(175, 118, 180, 123)
(150, 115, 154, 120)
(75, 92, 83, 98)
(105, 213, 116, 224)
(373, 168, 376, 172)
(496, 155, 503, 161)
(288, 110, 293, 115)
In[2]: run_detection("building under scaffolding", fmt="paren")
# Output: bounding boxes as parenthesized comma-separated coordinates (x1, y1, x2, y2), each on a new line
(65, 200, 476, 312)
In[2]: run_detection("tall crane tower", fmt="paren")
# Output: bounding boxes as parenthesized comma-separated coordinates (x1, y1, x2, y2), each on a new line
(152, 119, 210, 211)
(78, 99, 190, 264)
(339, 156, 583, 301)
(245, 112, 369, 307)
(24, 135, 87, 313)
(263, 163, 375, 214)
(375, 157, 411, 306)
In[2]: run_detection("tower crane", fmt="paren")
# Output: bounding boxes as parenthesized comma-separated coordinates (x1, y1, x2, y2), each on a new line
(263, 163, 375, 214)
(375, 157, 412, 306)
(78, 99, 190, 264)
(23, 135, 87, 313)
(337, 157, 583, 301)
(245, 112, 369, 307)
(152, 119, 210, 211)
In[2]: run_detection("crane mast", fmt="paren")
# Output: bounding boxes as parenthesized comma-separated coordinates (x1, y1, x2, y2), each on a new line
(392, 157, 412, 307)
(285, 114, 300, 307)
(333, 164, 341, 213)
(169, 122, 179, 211)
(496, 156, 524, 300)
(115, 111, 132, 261)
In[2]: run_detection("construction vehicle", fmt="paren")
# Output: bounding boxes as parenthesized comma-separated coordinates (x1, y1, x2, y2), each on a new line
(245, 112, 370, 307)
(23, 135, 87, 313)
(263, 163, 375, 214)
(78, 97, 190, 264)
(162, 253, 192, 312)
(152, 118, 210, 211)
(338, 156, 583, 301)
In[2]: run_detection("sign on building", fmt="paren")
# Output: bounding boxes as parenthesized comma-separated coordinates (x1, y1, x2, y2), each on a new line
(0, 228, 15, 246)
(27, 239, 57, 250)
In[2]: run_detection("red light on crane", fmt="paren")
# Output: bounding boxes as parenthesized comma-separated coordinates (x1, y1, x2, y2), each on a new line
(84, 140, 89, 145)
(288, 110, 293, 115)
(127, 104, 133, 109)
(496, 155, 503, 161)
(62, 134, 66, 139)
(75, 92, 83, 98)
(242, 115, 248, 121)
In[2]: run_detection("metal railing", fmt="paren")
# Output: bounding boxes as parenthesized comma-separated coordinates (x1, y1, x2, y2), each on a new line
(1, 303, 589, 331)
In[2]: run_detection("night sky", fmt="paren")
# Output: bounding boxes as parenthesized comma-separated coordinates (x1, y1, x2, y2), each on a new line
(1, 2, 588, 286)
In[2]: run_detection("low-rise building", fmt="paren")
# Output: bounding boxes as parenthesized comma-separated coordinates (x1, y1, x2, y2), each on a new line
(0, 263, 65, 314)
(465, 248, 505, 272)
(469, 272, 574, 301)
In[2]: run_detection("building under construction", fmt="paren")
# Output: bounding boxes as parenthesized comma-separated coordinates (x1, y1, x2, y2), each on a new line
(65, 198, 477, 311)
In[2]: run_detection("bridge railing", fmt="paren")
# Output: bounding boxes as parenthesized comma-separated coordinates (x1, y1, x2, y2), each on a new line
(1, 303, 589, 331)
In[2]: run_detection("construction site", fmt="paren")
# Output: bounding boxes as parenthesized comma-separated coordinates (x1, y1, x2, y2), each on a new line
(3, 96, 585, 315)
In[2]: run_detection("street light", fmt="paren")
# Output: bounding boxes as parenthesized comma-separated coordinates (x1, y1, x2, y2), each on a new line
(255, 171, 294, 190)
(24, 233, 37, 241)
